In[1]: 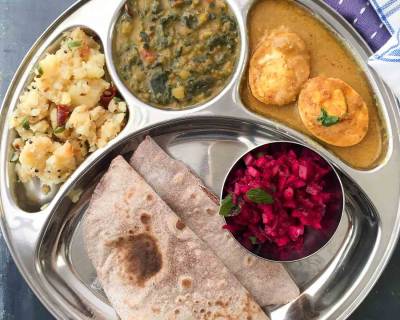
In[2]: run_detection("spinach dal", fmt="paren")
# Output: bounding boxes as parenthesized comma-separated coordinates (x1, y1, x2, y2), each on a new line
(114, 0, 240, 109)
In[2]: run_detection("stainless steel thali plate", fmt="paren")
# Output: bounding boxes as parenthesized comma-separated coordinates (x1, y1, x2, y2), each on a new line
(0, 0, 399, 320)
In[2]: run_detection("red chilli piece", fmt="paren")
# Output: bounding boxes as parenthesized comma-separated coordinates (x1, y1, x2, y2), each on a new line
(140, 48, 157, 64)
(100, 85, 117, 107)
(56, 104, 70, 127)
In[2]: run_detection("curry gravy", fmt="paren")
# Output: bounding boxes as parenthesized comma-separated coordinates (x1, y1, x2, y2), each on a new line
(240, 0, 387, 169)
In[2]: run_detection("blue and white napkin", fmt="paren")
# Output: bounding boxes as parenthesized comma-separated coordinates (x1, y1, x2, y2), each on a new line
(325, 0, 400, 98)
(368, 0, 400, 98)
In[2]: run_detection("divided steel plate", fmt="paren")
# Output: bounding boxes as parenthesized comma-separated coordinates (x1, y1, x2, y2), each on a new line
(0, 0, 399, 319)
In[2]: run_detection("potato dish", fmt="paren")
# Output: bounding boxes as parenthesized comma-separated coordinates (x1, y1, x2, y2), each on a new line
(10, 28, 127, 188)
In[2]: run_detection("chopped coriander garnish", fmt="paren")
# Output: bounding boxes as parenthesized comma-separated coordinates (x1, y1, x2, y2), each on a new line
(67, 40, 81, 49)
(37, 66, 43, 76)
(54, 126, 65, 134)
(317, 108, 340, 127)
(21, 117, 30, 130)
(246, 188, 274, 204)
(219, 194, 237, 217)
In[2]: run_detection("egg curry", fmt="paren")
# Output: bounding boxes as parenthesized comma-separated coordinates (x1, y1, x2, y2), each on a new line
(241, 0, 386, 169)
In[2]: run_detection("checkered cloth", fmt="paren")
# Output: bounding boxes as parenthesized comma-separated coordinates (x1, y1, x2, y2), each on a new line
(325, 0, 400, 98)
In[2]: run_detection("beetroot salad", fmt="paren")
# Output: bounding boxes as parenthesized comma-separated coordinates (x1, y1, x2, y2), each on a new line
(220, 143, 343, 261)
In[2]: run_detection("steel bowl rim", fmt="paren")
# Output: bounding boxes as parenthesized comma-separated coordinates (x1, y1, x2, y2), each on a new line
(104, 0, 248, 114)
(219, 140, 345, 263)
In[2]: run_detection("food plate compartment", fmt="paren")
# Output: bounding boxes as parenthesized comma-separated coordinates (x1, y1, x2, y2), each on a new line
(1, 25, 135, 213)
(234, 0, 394, 172)
(0, 0, 399, 319)
(35, 117, 380, 320)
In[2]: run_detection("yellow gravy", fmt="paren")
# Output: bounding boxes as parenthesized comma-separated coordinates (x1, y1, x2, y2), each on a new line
(240, 0, 387, 169)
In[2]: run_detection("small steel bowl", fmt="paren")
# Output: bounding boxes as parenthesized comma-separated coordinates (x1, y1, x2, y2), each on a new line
(221, 141, 345, 262)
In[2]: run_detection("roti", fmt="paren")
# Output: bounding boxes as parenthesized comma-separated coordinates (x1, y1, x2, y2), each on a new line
(83, 155, 269, 320)
(130, 137, 300, 306)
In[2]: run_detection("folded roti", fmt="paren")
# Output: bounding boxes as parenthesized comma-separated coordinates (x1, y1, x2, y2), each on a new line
(130, 137, 300, 306)
(83, 156, 269, 320)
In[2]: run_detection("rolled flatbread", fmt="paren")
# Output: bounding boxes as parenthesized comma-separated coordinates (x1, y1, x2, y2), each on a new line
(83, 156, 269, 320)
(130, 137, 300, 306)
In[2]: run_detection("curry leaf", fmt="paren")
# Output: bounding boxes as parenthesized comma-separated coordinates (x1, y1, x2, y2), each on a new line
(21, 117, 30, 130)
(68, 40, 81, 49)
(54, 126, 65, 134)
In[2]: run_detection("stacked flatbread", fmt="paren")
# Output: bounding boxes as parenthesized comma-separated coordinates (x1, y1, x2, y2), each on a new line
(83, 156, 269, 320)
(83, 137, 300, 319)
(130, 137, 299, 307)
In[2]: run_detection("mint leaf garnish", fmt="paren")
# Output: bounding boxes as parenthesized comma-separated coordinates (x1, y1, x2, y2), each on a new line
(219, 194, 238, 217)
(246, 188, 274, 204)
(249, 236, 258, 245)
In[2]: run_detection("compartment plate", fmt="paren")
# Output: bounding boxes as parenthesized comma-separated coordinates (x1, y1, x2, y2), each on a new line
(0, 0, 400, 320)
(37, 117, 380, 320)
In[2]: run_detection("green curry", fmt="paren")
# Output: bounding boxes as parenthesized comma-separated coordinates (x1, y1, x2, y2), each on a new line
(114, 0, 240, 109)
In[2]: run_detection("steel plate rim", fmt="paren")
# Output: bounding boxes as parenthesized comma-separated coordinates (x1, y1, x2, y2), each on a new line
(0, 0, 399, 319)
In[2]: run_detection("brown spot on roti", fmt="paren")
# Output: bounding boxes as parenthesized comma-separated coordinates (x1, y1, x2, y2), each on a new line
(146, 194, 154, 201)
(140, 213, 151, 224)
(181, 278, 192, 289)
(114, 233, 162, 287)
(176, 219, 186, 230)
(152, 307, 161, 314)
(206, 208, 215, 215)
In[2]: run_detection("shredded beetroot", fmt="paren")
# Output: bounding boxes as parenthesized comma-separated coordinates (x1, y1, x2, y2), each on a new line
(223, 143, 342, 260)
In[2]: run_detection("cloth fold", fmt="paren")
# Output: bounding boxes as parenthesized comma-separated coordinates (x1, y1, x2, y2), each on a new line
(368, 0, 400, 98)
(325, 0, 400, 98)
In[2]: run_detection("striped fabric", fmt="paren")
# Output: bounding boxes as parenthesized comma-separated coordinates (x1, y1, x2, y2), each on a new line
(368, 0, 400, 98)
(325, 0, 400, 98)
(325, 0, 391, 51)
